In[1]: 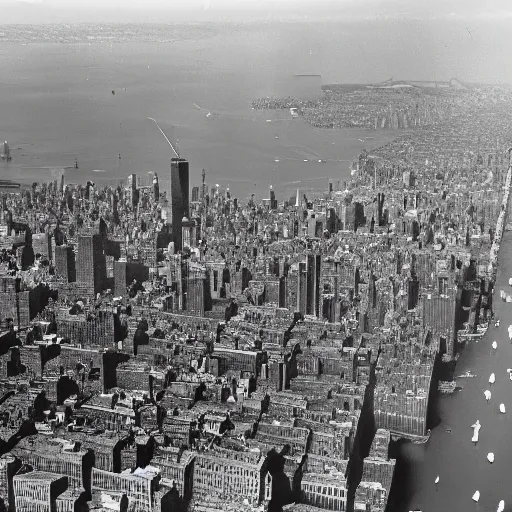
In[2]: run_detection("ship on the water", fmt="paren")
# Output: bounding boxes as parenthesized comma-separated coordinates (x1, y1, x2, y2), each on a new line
(438, 381, 458, 394)
(0, 141, 11, 161)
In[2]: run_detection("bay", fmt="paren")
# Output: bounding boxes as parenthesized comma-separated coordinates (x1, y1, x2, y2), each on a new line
(0, 25, 398, 199)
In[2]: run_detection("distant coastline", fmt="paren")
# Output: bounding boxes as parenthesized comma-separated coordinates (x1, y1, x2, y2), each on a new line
(251, 80, 475, 130)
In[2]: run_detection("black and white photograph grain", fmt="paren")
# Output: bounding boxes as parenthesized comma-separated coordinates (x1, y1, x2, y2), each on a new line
(0, 0, 511, 510)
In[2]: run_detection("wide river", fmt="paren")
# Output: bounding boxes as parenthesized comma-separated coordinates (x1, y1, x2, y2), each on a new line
(389, 229, 512, 512)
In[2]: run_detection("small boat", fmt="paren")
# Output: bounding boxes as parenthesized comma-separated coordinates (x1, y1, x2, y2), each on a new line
(492, 341, 498, 350)
(435, 476, 439, 484)
(471, 420, 481, 443)
(498, 500, 505, 512)
(438, 381, 457, 394)
(476, 325, 488, 335)
(488, 452, 495, 463)
(490, 373, 496, 384)
(509, 277, 512, 286)
(472, 491, 480, 502)
(484, 390, 491, 401)
(500, 403, 506, 413)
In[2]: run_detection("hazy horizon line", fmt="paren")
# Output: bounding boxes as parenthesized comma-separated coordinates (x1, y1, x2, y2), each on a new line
(3, 0, 512, 24)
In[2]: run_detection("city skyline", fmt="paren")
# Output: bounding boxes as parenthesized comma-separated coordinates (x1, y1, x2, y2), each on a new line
(0, 5, 512, 512)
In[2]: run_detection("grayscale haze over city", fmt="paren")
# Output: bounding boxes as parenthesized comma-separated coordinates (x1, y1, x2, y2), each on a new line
(0, 1, 511, 512)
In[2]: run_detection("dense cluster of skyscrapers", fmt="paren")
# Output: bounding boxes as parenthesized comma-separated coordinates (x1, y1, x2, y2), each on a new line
(0, 82, 511, 512)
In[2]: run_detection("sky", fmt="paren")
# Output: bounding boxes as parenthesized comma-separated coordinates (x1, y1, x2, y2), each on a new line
(2, 0, 512, 20)
(2, 0, 512, 26)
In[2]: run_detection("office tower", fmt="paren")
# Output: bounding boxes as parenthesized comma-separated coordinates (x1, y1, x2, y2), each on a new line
(326, 208, 336, 234)
(407, 276, 419, 310)
(315, 220, 323, 238)
(57, 308, 114, 349)
(104, 255, 114, 280)
(265, 278, 280, 305)
(269, 189, 277, 210)
(377, 192, 385, 226)
(186, 266, 206, 316)
(55, 245, 76, 283)
(32, 233, 52, 260)
(13, 471, 68, 512)
(0, 455, 21, 512)
(171, 158, 189, 251)
(182, 218, 197, 249)
(191, 186, 199, 203)
(127, 174, 137, 208)
(298, 262, 307, 316)
(0, 276, 44, 329)
(77, 234, 107, 295)
(152, 173, 160, 202)
(306, 254, 315, 315)
(113, 260, 127, 298)
(138, 234, 158, 269)
(315, 254, 321, 317)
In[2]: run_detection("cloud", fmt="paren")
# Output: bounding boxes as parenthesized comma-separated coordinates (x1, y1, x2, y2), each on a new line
(15, 0, 44, 3)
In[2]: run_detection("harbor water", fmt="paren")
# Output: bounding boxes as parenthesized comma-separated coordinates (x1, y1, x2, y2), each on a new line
(389, 229, 512, 512)
(0, 26, 399, 200)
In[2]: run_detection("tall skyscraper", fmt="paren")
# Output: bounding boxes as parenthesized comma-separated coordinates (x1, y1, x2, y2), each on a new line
(269, 188, 277, 210)
(171, 158, 189, 250)
(152, 173, 160, 202)
(127, 174, 138, 208)
(186, 266, 206, 317)
(298, 262, 307, 315)
(55, 245, 76, 283)
(306, 254, 315, 315)
(32, 233, 52, 260)
(77, 234, 107, 295)
(114, 260, 128, 298)
(315, 254, 321, 317)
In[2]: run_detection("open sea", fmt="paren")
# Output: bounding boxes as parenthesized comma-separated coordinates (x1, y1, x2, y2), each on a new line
(0, 22, 400, 200)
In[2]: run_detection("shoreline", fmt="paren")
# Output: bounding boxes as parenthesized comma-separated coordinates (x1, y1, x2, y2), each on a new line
(389, 163, 512, 512)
